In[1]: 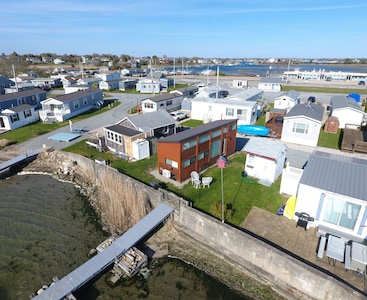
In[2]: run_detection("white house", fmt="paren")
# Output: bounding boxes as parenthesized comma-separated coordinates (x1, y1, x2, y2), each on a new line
(104, 110, 177, 159)
(39, 88, 103, 122)
(274, 90, 301, 112)
(329, 95, 365, 128)
(281, 103, 325, 147)
(258, 77, 283, 92)
(140, 92, 183, 113)
(190, 90, 260, 125)
(0, 104, 38, 132)
(95, 71, 121, 81)
(242, 137, 287, 186)
(294, 150, 367, 243)
(136, 78, 160, 93)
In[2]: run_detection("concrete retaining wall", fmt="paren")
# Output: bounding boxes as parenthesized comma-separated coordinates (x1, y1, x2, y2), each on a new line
(19, 150, 366, 299)
(177, 205, 366, 300)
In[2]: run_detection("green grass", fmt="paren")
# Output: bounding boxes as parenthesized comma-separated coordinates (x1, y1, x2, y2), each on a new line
(63, 141, 287, 226)
(317, 128, 342, 149)
(282, 85, 367, 95)
(0, 102, 120, 147)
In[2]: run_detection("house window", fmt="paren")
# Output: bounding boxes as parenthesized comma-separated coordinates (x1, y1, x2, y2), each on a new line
(198, 134, 210, 144)
(183, 139, 196, 150)
(226, 108, 234, 117)
(10, 113, 19, 123)
(30, 95, 36, 105)
(231, 123, 237, 131)
(237, 109, 247, 121)
(210, 140, 220, 158)
(198, 151, 209, 160)
(166, 100, 172, 106)
(144, 102, 154, 109)
(183, 157, 196, 168)
(73, 101, 79, 109)
(23, 110, 32, 118)
(323, 196, 361, 230)
(293, 123, 309, 134)
(165, 158, 178, 168)
(212, 129, 221, 138)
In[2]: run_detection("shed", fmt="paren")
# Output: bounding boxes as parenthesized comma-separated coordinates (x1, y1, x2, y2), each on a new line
(323, 116, 339, 134)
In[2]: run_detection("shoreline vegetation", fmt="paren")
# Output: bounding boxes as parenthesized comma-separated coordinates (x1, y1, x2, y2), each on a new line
(20, 152, 287, 300)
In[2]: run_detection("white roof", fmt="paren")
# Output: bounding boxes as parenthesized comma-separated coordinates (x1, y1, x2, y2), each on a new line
(242, 137, 287, 161)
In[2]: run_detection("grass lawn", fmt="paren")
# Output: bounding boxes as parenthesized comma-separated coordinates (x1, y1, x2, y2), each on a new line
(282, 85, 367, 95)
(0, 102, 120, 147)
(63, 141, 287, 226)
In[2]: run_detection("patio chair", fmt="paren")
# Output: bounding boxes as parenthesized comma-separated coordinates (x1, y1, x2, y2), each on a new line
(190, 171, 200, 184)
(202, 177, 213, 188)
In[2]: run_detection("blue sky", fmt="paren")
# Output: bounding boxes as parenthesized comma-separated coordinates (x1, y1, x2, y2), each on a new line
(1, 0, 366, 59)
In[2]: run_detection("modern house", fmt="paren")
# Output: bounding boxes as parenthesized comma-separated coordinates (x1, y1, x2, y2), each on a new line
(241, 137, 287, 186)
(104, 110, 176, 160)
(274, 90, 301, 112)
(0, 88, 46, 111)
(0, 104, 38, 132)
(329, 95, 365, 128)
(190, 90, 260, 125)
(157, 119, 237, 182)
(281, 102, 325, 147)
(257, 77, 283, 92)
(294, 150, 367, 243)
(140, 92, 183, 113)
(38, 88, 103, 122)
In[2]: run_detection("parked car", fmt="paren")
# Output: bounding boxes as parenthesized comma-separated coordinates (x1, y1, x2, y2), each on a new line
(170, 111, 186, 121)
(308, 96, 316, 103)
(325, 77, 332, 81)
(358, 80, 365, 85)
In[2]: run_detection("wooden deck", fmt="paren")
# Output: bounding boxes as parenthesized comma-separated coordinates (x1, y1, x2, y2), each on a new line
(341, 126, 367, 153)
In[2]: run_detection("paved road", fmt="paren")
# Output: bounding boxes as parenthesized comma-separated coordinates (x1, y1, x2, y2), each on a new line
(10, 93, 146, 153)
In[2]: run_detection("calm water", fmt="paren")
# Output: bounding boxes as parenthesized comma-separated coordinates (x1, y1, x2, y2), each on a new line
(0, 174, 247, 300)
(164, 62, 367, 77)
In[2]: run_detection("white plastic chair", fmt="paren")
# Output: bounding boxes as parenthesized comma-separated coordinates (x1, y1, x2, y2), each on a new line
(202, 177, 213, 188)
(190, 171, 200, 184)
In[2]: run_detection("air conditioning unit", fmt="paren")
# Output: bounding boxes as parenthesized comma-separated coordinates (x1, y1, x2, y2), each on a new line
(162, 169, 171, 178)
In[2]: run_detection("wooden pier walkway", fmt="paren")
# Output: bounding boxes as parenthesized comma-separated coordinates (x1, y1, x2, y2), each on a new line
(32, 203, 174, 300)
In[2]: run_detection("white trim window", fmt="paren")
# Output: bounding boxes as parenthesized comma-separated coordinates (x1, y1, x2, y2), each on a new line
(323, 196, 361, 230)
(292, 123, 309, 134)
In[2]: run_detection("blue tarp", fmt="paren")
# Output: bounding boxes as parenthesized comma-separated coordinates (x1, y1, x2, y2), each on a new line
(237, 125, 270, 136)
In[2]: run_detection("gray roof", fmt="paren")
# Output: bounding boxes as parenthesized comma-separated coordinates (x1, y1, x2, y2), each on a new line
(158, 119, 237, 143)
(330, 95, 363, 112)
(285, 103, 324, 122)
(300, 150, 367, 201)
(260, 77, 283, 84)
(225, 88, 263, 100)
(142, 92, 181, 103)
(121, 110, 176, 132)
(105, 124, 142, 137)
(242, 137, 287, 162)
(3, 104, 33, 112)
(276, 90, 300, 100)
(0, 88, 45, 101)
(54, 87, 101, 103)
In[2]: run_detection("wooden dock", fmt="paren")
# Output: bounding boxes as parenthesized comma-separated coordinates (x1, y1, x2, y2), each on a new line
(32, 203, 174, 300)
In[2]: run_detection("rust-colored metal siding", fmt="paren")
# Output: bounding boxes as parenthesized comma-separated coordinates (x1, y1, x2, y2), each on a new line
(157, 121, 237, 182)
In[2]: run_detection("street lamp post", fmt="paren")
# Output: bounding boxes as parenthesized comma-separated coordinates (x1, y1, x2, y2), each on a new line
(217, 155, 227, 223)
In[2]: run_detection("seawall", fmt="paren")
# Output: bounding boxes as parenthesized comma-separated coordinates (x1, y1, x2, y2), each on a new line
(22, 149, 366, 300)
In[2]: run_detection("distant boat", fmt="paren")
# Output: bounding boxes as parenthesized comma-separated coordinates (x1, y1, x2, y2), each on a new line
(237, 125, 270, 136)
